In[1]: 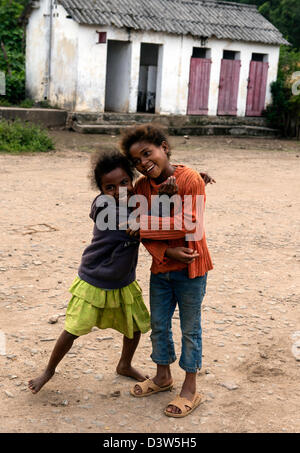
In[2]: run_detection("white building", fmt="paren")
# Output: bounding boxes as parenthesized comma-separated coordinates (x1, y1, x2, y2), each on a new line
(24, 0, 288, 117)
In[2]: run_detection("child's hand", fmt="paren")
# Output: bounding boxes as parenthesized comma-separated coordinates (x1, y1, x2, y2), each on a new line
(126, 226, 140, 239)
(200, 172, 216, 185)
(119, 221, 128, 230)
(158, 176, 178, 196)
(165, 247, 199, 263)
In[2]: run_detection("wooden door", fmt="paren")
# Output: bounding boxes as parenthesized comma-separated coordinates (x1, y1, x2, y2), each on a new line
(187, 58, 212, 115)
(246, 61, 269, 116)
(217, 59, 241, 115)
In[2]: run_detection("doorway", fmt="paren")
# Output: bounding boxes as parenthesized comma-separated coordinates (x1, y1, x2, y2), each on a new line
(137, 43, 161, 113)
(105, 40, 131, 112)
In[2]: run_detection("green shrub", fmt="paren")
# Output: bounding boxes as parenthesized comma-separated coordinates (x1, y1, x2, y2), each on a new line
(19, 98, 35, 108)
(4, 71, 25, 104)
(0, 98, 11, 107)
(265, 79, 290, 134)
(0, 119, 54, 153)
(0, 1, 26, 104)
(265, 46, 300, 138)
(37, 100, 52, 109)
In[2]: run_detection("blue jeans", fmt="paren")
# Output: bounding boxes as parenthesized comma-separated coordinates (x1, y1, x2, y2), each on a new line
(149, 269, 207, 373)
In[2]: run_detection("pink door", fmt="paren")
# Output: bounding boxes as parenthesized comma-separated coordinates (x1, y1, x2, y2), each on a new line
(246, 61, 269, 116)
(187, 58, 212, 115)
(217, 59, 241, 115)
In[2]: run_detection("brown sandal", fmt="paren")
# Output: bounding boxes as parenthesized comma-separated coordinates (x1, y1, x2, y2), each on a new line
(130, 378, 173, 398)
(164, 393, 204, 418)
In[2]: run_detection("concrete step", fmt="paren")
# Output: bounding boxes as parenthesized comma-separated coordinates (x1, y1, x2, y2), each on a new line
(72, 112, 160, 125)
(72, 121, 278, 137)
(0, 107, 68, 128)
(75, 120, 137, 126)
(169, 124, 279, 137)
(71, 112, 269, 128)
(72, 123, 129, 135)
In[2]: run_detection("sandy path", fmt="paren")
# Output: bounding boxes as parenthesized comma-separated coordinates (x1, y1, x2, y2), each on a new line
(0, 133, 299, 433)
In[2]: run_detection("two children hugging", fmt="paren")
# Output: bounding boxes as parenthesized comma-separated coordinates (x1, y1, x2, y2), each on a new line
(29, 124, 214, 419)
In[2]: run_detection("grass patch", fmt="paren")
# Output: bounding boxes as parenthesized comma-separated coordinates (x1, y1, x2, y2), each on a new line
(0, 119, 54, 153)
(0, 98, 12, 107)
(0, 98, 60, 109)
(19, 98, 35, 108)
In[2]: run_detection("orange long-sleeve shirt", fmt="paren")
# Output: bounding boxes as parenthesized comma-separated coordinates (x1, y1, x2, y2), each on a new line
(134, 165, 213, 278)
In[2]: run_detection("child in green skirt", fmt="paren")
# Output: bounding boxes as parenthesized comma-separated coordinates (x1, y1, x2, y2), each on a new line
(28, 149, 210, 394)
(28, 150, 155, 394)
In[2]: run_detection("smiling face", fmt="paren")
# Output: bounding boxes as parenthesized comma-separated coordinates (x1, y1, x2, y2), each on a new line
(129, 140, 174, 184)
(101, 167, 134, 201)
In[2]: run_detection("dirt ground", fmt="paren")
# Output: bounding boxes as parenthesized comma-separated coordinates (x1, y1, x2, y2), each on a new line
(0, 132, 300, 433)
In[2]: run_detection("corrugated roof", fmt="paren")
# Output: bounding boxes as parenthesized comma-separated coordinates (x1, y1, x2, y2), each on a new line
(56, 0, 288, 45)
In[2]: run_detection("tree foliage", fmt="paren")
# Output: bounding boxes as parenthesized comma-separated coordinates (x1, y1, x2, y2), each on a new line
(265, 46, 300, 138)
(259, 0, 300, 51)
(222, 0, 300, 50)
(0, 0, 29, 103)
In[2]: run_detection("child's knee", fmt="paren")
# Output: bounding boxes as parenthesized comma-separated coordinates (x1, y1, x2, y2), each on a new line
(63, 330, 78, 341)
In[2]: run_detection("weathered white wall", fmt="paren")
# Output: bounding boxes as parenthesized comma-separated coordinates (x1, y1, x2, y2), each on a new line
(26, 2, 280, 115)
(129, 40, 141, 112)
(155, 45, 164, 114)
(75, 25, 107, 112)
(49, 2, 78, 109)
(26, 0, 50, 100)
(26, 0, 79, 108)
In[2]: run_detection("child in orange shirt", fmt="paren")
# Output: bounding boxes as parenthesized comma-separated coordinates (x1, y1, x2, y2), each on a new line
(120, 124, 213, 418)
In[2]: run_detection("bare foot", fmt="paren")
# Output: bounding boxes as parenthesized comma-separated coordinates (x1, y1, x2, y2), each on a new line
(116, 364, 148, 382)
(132, 376, 173, 395)
(165, 389, 195, 415)
(28, 369, 55, 394)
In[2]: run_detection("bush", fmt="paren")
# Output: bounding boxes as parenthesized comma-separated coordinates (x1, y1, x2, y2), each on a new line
(19, 98, 35, 108)
(0, 119, 55, 153)
(265, 79, 290, 134)
(265, 46, 300, 138)
(36, 100, 55, 109)
(0, 1, 26, 104)
(0, 98, 11, 107)
(4, 71, 25, 104)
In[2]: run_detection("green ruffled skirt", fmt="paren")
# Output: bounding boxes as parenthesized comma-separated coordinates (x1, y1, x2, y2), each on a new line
(65, 277, 150, 339)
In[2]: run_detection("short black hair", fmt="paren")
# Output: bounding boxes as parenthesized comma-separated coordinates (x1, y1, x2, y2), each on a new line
(120, 123, 171, 161)
(90, 148, 136, 191)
